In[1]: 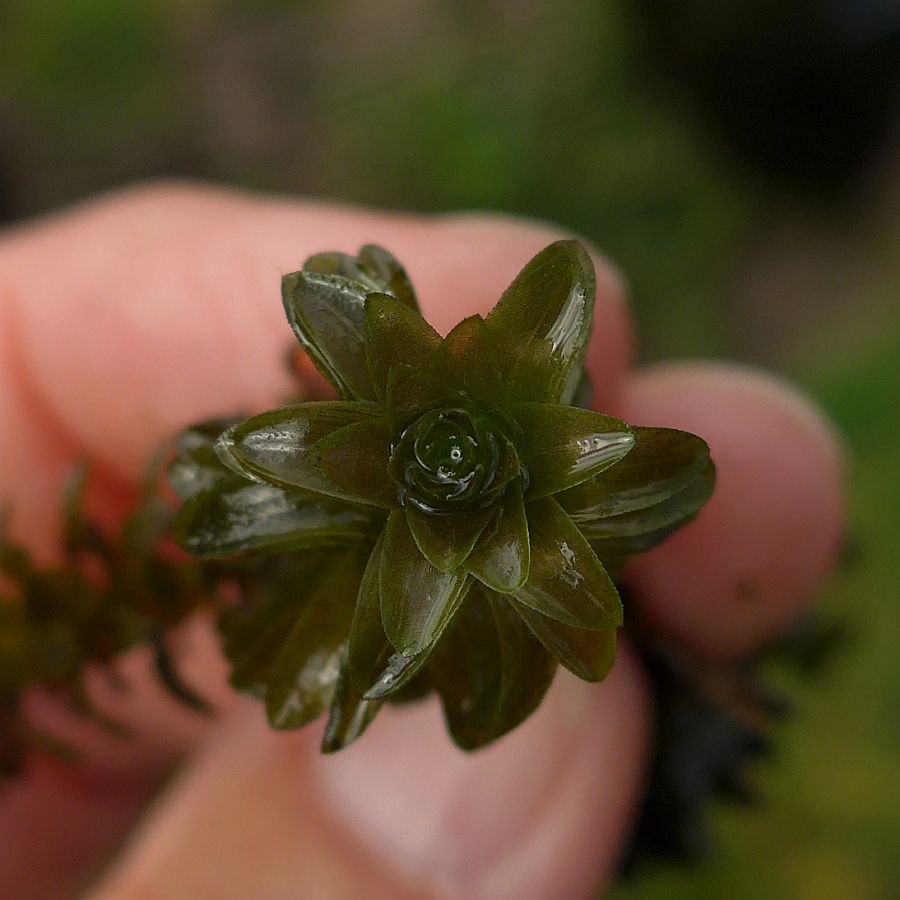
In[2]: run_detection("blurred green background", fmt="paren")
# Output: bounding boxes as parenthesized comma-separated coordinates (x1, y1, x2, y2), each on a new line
(0, 1, 897, 898)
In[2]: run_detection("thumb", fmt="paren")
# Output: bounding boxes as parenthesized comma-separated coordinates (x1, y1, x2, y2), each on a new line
(90, 654, 648, 900)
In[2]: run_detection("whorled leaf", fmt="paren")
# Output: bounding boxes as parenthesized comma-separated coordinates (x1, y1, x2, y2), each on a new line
(173, 481, 378, 558)
(406, 504, 495, 573)
(466, 479, 530, 593)
(484, 240, 595, 405)
(512, 602, 617, 682)
(384, 363, 455, 432)
(583, 463, 715, 556)
(363, 293, 441, 400)
(304, 244, 419, 312)
(560, 427, 712, 519)
(310, 418, 397, 508)
(222, 555, 324, 698)
(281, 270, 377, 400)
(431, 315, 503, 403)
(429, 586, 557, 750)
(321, 654, 383, 753)
(515, 497, 623, 629)
(265, 549, 366, 730)
(513, 403, 635, 499)
(380, 510, 471, 656)
(168, 418, 241, 501)
(569, 368, 594, 410)
(577, 453, 716, 553)
(215, 401, 381, 502)
(346, 530, 430, 699)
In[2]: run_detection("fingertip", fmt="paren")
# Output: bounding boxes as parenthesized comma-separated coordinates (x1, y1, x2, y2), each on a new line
(622, 362, 846, 658)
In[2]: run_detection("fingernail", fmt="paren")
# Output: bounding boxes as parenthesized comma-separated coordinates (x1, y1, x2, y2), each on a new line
(312, 657, 648, 900)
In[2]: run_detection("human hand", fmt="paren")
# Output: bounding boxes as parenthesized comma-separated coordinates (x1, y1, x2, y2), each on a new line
(0, 184, 844, 900)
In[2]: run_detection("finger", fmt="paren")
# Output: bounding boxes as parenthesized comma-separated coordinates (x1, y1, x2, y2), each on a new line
(621, 362, 846, 658)
(0, 183, 631, 557)
(89, 652, 648, 900)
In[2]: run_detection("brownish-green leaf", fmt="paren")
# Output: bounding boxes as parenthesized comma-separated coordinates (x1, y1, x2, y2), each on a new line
(560, 427, 713, 519)
(405, 504, 494, 573)
(363, 293, 441, 400)
(222, 555, 323, 698)
(281, 270, 377, 400)
(347, 530, 433, 698)
(515, 497, 622, 629)
(384, 364, 453, 432)
(432, 315, 503, 402)
(168, 418, 239, 500)
(380, 510, 470, 655)
(173, 482, 377, 558)
(429, 586, 556, 750)
(484, 240, 595, 404)
(466, 480, 530, 592)
(215, 402, 380, 502)
(265, 550, 365, 729)
(311, 418, 396, 508)
(512, 603, 617, 681)
(580, 458, 715, 553)
(321, 652, 383, 753)
(513, 403, 634, 499)
(304, 245, 419, 311)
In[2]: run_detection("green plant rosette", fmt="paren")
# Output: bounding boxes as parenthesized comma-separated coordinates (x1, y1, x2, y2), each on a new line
(172, 241, 715, 751)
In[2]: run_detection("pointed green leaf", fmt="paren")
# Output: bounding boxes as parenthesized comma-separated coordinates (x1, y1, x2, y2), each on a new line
(363, 293, 441, 399)
(512, 603, 617, 682)
(304, 245, 419, 311)
(405, 504, 494, 573)
(281, 270, 377, 400)
(432, 315, 502, 402)
(173, 481, 377, 558)
(347, 531, 392, 692)
(429, 586, 556, 750)
(221, 555, 323, 698)
(215, 402, 380, 502)
(466, 480, 530, 592)
(380, 510, 470, 655)
(515, 497, 622, 629)
(581, 457, 715, 553)
(346, 531, 432, 699)
(364, 650, 433, 700)
(560, 427, 713, 519)
(311, 418, 396, 508)
(357, 245, 419, 310)
(513, 403, 634, 500)
(265, 550, 365, 729)
(484, 240, 595, 404)
(321, 652, 383, 753)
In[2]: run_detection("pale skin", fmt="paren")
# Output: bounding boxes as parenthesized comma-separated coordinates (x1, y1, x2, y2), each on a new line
(0, 184, 845, 900)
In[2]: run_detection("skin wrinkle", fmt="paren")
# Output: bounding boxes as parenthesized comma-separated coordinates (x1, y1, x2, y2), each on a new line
(461, 653, 650, 900)
(437, 707, 575, 880)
